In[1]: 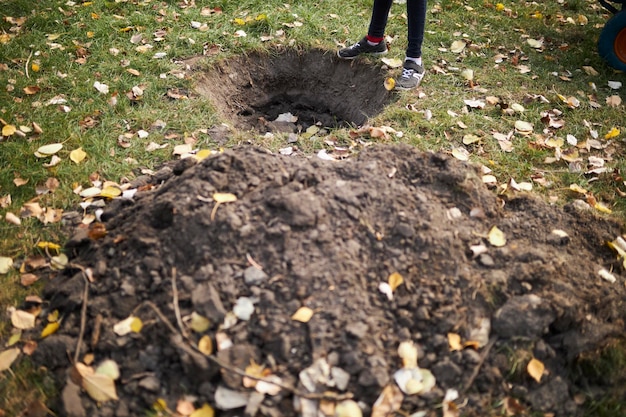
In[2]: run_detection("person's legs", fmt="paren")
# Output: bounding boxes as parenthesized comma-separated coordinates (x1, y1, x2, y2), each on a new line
(337, 0, 393, 59)
(367, 0, 394, 41)
(405, 0, 427, 59)
(396, 0, 427, 90)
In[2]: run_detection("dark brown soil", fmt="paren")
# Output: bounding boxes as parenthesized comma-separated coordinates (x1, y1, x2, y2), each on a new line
(35, 145, 626, 417)
(194, 49, 392, 132)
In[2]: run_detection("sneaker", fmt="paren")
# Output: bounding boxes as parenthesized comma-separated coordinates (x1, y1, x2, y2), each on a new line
(337, 36, 388, 59)
(395, 60, 425, 90)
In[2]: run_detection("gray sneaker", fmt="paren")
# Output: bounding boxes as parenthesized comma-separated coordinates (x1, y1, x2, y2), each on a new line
(337, 36, 388, 59)
(395, 60, 425, 90)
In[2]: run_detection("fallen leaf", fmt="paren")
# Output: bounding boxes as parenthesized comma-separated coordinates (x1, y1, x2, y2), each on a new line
(451, 147, 470, 161)
(11, 309, 36, 329)
(448, 333, 462, 351)
(82, 370, 119, 402)
(381, 57, 403, 68)
(606, 95, 622, 107)
(450, 40, 466, 53)
(190, 312, 211, 333)
(190, 403, 215, 417)
(291, 306, 314, 323)
(113, 316, 143, 336)
(527, 358, 545, 382)
(95, 360, 120, 380)
(198, 335, 213, 355)
(371, 384, 403, 417)
(213, 193, 237, 203)
(70, 147, 87, 164)
(0, 256, 13, 274)
(2, 124, 16, 136)
(384, 77, 395, 91)
(398, 341, 418, 368)
(388, 272, 404, 291)
(335, 400, 362, 417)
(488, 226, 506, 247)
(41, 322, 60, 338)
(0, 348, 20, 372)
(36, 143, 63, 156)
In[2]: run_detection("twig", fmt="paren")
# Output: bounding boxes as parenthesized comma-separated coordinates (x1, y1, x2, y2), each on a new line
(25, 50, 33, 79)
(69, 263, 90, 365)
(171, 267, 188, 338)
(246, 253, 263, 270)
(461, 336, 497, 395)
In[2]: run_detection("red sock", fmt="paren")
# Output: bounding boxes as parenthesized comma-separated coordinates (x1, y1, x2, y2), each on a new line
(366, 35, 384, 44)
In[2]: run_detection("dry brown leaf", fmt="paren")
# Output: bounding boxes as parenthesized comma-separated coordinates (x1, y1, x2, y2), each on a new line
(371, 384, 403, 417)
(606, 95, 622, 107)
(11, 309, 36, 329)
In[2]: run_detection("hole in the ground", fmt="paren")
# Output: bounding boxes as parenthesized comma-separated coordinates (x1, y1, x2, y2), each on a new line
(194, 48, 393, 133)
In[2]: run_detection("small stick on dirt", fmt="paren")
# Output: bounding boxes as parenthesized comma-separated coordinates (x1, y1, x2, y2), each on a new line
(246, 252, 263, 270)
(69, 263, 90, 364)
(171, 267, 188, 338)
(461, 336, 497, 395)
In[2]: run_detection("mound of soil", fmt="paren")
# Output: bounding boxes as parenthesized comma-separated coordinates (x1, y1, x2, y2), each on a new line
(36, 145, 625, 417)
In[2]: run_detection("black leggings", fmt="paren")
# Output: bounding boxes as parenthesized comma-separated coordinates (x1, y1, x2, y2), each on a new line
(368, 0, 427, 58)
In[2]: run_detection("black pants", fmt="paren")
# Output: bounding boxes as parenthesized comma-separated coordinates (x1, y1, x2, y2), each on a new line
(368, 0, 427, 58)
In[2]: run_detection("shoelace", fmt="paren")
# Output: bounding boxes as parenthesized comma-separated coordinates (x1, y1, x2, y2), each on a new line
(401, 67, 415, 79)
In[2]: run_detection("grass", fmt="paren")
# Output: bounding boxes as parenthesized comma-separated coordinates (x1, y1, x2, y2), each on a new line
(1, 0, 625, 414)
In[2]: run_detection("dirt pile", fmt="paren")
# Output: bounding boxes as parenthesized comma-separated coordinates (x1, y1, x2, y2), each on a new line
(35, 145, 625, 416)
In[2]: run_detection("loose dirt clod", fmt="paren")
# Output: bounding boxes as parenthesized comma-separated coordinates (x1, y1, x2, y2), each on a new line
(35, 145, 625, 417)
(194, 49, 392, 132)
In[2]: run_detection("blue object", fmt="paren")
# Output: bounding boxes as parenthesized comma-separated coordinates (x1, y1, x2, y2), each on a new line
(598, 0, 626, 70)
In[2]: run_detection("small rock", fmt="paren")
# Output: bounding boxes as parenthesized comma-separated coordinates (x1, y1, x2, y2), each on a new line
(192, 282, 227, 323)
(62, 378, 86, 417)
(478, 253, 495, 267)
(138, 375, 160, 392)
(215, 385, 250, 410)
(244, 266, 268, 286)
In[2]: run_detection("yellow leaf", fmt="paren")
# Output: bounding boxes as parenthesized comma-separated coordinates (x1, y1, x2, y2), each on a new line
(0, 348, 20, 372)
(384, 77, 395, 91)
(198, 335, 213, 355)
(569, 184, 587, 194)
(195, 149, 213, 161)
(11, 309, 36, 329)
(153, 398, 168, 412)
(594, 202, 612, 214)
(388, 272, 404, 291)
(47, 309, 60, 322)
(130, 316, 143, 333)
(233, 18, 246, 25)
(291, 306, 314, 323)
(70, 147, 87, 164)
(36, 241, 61, 253)
(605, 127, 620, 139)
(496, 3, 505, 11)
(213, 193, 237, 203)
(448, 333, 462, 351)
(2, 124, 16, 136)
(488, 226, 506, 247)
(190, 312, 211, 333)
(41, 322, 60, 338)
(100, 186, 122, 198)
(190, 403, 215, 417)
(527, 358, 545, 383)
